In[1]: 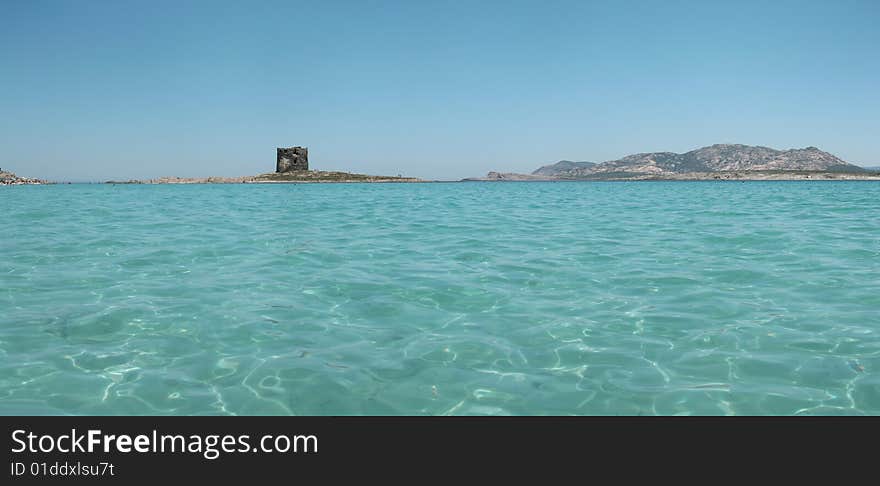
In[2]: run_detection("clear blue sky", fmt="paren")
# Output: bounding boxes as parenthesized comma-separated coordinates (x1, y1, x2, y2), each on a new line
(2, 0, 878, 181)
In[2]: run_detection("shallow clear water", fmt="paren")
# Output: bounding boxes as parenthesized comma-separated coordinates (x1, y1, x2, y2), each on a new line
(1, 181, 879, 415)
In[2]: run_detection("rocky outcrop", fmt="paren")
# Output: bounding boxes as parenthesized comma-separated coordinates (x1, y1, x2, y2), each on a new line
(276, 146, 308, 172)
(532, 160, 596, 177)
(105, 171, 423, 184)
(0, 170, 45, 185)
(102, 145, 424, 184)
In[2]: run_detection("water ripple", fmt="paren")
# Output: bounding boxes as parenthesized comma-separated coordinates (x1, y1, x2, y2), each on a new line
(1, 181, 879, 415)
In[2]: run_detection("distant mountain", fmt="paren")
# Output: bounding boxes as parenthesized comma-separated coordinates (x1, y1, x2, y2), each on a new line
(863, 166, 880, 172)
(532, 160, 596, 177)
(541, 144, 866, 178)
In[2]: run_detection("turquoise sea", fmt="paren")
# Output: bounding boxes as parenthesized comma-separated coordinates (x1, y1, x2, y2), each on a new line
(1, 181, 879, 415)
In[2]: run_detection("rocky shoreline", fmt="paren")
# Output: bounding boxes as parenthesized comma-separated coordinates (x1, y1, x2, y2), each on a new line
(633, 171, 880, 181)
(0, 170, 47, 185)
(106, 171, 424, 184)
(470, 144, 880, 181)
(465, 170, 880, 181)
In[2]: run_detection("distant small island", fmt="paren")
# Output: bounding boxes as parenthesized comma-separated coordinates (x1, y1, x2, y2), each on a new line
(106, 171, 422, 184)
(107, 146, 422, 184)
(466, 144, 880, 181)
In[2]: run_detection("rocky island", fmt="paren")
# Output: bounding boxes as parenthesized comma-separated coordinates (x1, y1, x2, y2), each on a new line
(106, 146, 423, 184)
(468, 144, 880, 181)
(109, 171, 422, 184)
(0, 169, 47, 185)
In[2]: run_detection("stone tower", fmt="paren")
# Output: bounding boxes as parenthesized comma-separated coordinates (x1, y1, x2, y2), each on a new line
(276, 146, 309, 172)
